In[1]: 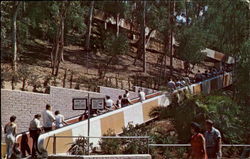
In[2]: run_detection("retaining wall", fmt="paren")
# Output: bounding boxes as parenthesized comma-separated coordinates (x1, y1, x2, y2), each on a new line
(1, 86, 105, 133)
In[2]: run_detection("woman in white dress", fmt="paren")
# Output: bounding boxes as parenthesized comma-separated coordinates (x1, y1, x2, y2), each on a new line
(4, 115, 17, 159)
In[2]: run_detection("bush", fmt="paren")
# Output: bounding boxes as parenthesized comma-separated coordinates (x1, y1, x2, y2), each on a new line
(28, 74, 41, 92)
(99, 129, 122, 154)
(68, 137, 92, 155)
(18, 65, 32, 91)
(149, 92, 245, 146)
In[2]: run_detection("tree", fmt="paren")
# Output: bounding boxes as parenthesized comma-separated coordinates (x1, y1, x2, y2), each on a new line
(175, 25, 206, 72)
(150, 93, 243, 144)
(85, 1, 94, 73)
(12, 1, 21, 72)
(98, 1, 128, 37)
(103, 32, 129, 66)
(51, 1, 71, 76)
(18, 64, 31, 91)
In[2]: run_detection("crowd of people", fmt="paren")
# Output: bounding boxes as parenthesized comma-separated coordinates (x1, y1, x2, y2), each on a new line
(3, 89, 147, 158)
(99, 89, 146, 113)
(3, 104, 68, 158)
(167, 66, 232, 92)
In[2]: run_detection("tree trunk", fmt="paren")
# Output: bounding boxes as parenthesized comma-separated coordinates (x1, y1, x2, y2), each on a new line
(11, 76, 15, 90)
(51, 2, 70, 76)
(22, 79, 26, 90)
(55, 14, 65, 76)
(85, 1, 95, 73)
(169, 1, 175, 76)
(185, 0, 189, 25)
(116, 13, 120, 37)
(70, 71, 73, 88)
(170, 30, 173, 76)
(63, 69, 67, 87)
(142, 1, 146, 73)
(12, 1, 21, 72)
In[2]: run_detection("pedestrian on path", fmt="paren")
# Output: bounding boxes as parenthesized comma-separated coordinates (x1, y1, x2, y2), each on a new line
(42, 104, 55, 132)
(189, 122, 207, 159)
(138, 89, 146, 102)
(204, 120, 222, 159)
(55, 110, 67, 129)
(20, 133, 31, 158)
(29, 114, 42, 158)
(4, 115, 17, 159)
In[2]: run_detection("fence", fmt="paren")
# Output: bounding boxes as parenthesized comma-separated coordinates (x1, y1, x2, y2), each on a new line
(46, 135, 150, 155)
(47, 135, 250, 158)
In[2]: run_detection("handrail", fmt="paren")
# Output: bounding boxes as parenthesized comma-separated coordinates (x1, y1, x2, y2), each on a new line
(148, 144, 250, 147)
(47, 135, 150, 154)
(47, 136, 150, 139)
(45, 135, 249, 156)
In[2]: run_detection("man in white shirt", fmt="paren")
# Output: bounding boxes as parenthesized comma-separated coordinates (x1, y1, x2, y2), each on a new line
(29, 114, 42, 158)
(55, 110, 67, 129)
(138, 89, 146, 102)
(42, 104, 55, 132)
(105, 96, 115, 111)
(168, 78, 176, 91)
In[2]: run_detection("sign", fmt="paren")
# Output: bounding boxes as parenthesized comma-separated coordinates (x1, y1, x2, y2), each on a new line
(72, 98, 87, 110)
(91, 98, 105, 110)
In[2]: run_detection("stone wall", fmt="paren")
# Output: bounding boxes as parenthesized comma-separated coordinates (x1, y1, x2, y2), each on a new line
(1, 86, 105, 133)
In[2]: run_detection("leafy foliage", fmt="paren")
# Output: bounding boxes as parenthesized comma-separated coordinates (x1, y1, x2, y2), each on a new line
(99, 129, 122, 154)
(175, 26, 206, 65)
(68, 137, 93, 155)
(150, 93, 244, 144)
(103, 33, 130, 65)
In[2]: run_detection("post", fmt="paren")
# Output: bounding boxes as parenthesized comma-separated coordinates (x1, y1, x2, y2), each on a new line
(53, 135, 56, 154)
(87, 93, 90, 155)
(147, 137, 149, 154)
(128, 77, 131, 90)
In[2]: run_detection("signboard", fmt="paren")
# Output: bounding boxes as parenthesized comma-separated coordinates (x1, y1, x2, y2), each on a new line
(72, 98, 87, 110)
(91, 98, 105, 110)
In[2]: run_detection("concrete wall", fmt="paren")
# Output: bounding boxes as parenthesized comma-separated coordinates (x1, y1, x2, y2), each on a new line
(48, 154, 151, 159)
(1, 86, 105, 133)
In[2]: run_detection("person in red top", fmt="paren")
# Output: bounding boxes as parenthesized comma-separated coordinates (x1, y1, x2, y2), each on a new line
(189, 122, 208, 159)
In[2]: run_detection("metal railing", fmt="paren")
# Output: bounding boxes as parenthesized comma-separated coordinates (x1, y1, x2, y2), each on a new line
(46, 135, 150, 155)
(149, 144, 250, 147)
(45, 135, 250, 156)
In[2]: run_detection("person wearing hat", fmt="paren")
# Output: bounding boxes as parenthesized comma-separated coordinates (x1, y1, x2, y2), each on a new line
(189, 122, 207, 159)
(204, 120, 222, 159)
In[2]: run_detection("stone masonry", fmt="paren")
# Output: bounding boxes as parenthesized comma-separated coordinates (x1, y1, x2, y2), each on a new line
(1, 86, 105, 133)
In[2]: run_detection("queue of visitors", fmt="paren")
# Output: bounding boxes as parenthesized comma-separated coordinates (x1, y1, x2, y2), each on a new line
(4, 104, 67, 159)
(167, 65, 232, 92)
(104, 88, 145, 111)
(3, 89, 147, 158)
(189, 120, 222, 159)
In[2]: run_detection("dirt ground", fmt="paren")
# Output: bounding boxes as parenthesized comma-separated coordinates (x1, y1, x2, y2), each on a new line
(1, 39, 209, 92)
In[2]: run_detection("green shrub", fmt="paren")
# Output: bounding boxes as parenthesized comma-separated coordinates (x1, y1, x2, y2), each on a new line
(99, 129, 122, 154)
(68, 137, 92, 155)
